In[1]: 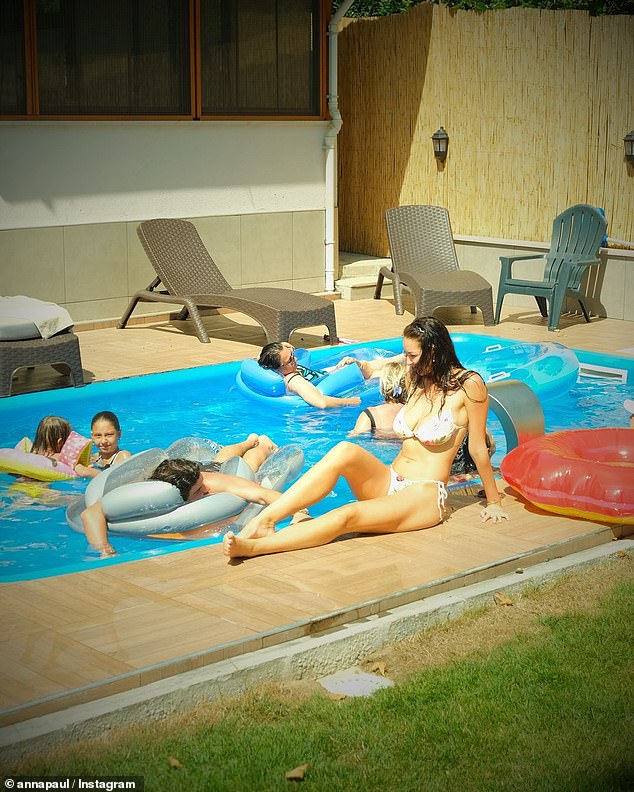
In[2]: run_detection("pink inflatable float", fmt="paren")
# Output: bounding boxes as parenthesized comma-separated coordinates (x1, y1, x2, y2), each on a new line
(501, 428, 634, 525)
(0, 431, 91, 482)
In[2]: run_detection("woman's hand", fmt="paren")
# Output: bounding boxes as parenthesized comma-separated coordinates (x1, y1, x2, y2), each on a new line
(333, 356, 358, 370)
(480, 501, 509, 523)
(332, 357, 374, 378)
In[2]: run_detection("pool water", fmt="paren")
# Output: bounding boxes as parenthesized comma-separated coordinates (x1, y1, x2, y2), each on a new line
(0, 334, 632, 582)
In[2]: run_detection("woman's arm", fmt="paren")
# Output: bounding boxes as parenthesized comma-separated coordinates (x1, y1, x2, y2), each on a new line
(333, 354, 404, 380)
(462, 374, 509, 523)
(286, 374, 360, 408)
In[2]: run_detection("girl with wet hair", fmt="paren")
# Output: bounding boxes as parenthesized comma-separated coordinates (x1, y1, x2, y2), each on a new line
(31, 416, 72, 458)
(73, 410, 132, 479)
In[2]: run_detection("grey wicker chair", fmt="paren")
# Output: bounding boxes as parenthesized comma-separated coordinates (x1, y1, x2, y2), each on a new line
(0, 331, 84, 397)
(119, 219, 338, 345)
(375, 205, 495, 325)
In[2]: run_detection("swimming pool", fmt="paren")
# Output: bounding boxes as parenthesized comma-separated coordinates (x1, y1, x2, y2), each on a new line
(1, 333, 632, 582)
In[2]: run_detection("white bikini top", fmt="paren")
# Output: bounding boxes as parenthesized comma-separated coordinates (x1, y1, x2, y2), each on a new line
(393, 406, 465, 446)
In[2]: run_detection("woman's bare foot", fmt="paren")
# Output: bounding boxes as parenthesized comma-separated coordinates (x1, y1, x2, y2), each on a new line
(223, 531, 256, 559)
(235, 512, 276, 540)
(99, 544, 117, 559)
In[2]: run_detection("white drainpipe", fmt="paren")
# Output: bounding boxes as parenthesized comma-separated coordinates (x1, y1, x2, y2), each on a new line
(324, 0, 356, 292)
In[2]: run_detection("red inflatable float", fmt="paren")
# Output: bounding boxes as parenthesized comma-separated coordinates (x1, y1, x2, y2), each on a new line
(501, 428, 634, 525)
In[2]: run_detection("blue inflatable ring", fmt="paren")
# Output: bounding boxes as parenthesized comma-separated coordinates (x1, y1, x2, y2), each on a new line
(235, 347, 392, 407)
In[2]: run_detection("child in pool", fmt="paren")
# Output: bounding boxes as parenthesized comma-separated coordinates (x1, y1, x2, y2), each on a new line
(30, 416, 72, 459)
(75, 411, 132, 479)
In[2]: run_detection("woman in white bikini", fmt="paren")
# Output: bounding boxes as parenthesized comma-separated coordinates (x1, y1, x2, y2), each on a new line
(223, 317, 509, 559)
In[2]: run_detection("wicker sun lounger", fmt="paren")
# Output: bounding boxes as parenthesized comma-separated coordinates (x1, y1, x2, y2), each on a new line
(119, 219, 339, 345)
(0, 331, 85, 397)
(376, 205, 495, 325)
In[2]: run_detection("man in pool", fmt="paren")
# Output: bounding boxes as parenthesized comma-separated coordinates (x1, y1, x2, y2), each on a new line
(81, 434, 301, 557)
(257, 342, 362, 409)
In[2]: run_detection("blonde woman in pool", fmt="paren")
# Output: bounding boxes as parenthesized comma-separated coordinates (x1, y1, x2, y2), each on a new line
(223, 317, 508, 560)
(349, 360, 407, 436)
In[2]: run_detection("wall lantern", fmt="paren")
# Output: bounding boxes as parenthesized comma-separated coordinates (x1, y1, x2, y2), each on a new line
(624, 131, 634, 163)
(432, 127, 449, 162)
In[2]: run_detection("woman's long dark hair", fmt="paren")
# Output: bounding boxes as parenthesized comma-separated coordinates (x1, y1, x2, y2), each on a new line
(403, 317, 481, 410)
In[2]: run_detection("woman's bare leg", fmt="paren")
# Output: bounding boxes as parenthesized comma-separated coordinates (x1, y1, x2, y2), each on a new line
(241, 442, 388, 535)
(224, 482, 442, 558)
(224, 442, 389, 544)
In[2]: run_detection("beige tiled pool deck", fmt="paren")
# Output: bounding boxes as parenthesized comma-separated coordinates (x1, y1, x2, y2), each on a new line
(1, 298, 632, 731)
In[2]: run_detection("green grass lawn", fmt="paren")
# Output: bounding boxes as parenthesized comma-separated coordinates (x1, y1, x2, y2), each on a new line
(6, 558, 634, 791)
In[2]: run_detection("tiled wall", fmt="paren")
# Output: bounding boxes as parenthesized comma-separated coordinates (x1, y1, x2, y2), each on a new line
(0, 210, 326, 324)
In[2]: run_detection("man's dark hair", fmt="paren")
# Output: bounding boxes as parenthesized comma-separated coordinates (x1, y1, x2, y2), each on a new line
(258, 342, 285, 370)
(150, 458, 201, 500)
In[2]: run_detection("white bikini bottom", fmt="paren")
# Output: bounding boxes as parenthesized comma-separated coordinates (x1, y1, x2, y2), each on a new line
(387, 467, 448, 521)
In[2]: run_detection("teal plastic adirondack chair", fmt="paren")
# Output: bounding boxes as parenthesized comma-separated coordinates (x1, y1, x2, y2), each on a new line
(494, 204, 607, 331)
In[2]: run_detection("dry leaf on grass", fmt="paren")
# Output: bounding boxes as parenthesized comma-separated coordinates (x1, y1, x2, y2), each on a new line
(494, 592, 514, 606)
(371, 661, 387, 676)
(168, 757, 183, 769)
(285, 763, 309, 781)
(616, 550, 630, 559)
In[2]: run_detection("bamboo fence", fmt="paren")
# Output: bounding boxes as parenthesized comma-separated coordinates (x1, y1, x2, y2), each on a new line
(337, 3, 634, 256)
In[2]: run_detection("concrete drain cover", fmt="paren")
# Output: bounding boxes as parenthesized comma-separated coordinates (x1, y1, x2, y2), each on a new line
(318, 668, 394, 697)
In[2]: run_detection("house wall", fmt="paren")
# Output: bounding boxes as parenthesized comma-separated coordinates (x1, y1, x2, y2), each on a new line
(0, 122, 330, 322)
